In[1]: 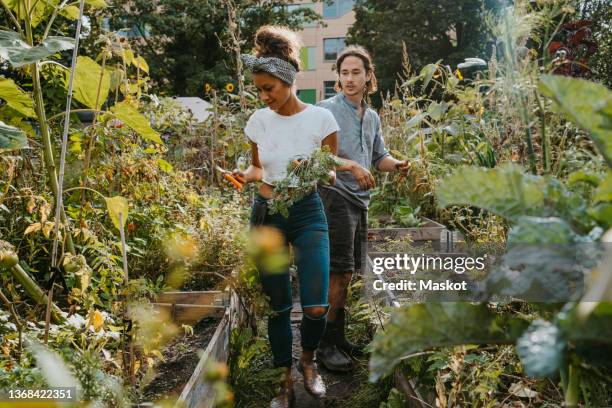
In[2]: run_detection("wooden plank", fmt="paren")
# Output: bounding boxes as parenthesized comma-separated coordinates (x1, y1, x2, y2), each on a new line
(368, 217, 446, 242)
(157, 291, 226, 306)
(152, 303, 225, 325)
(176, 312, 230, 408)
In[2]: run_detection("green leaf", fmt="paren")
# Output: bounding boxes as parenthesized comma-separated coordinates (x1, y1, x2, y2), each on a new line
(508, 216, 577, 244)
(0, 77, 36, 118)
(59, 5, 80, 20)
(426, 101, 448, 121)
(85, 0, 108, 8)
(0, 120, 28, 151)
(1, 0, 56, 27)
(405, 112, 426, 129)
(110, 101, 162, 144)
(437, 164, 547, 221)
(132, 56, 149, 74)
(157, 158, 173, 173)
(122, 49, 134, 66)
(0, 30, 74, 67)
(593, 172, 612, 203)
(438, 164, 591, 228)
(540, 75, 612, 166)
(104, 196, 128, 230)
(420, 63, 437, 92)
(67, 56, 110, 110)
(484, 217, 588, 302)
(516, 320, 564, 377)
(369, 303, 527, 380)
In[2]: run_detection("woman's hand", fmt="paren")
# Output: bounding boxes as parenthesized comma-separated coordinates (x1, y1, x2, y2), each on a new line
(327, 169, 336, 185)
(231, 169, 247, 184)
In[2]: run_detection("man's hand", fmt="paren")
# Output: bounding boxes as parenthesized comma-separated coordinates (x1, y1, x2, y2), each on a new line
(395, 160, 411, 175)
(351, 164, 376, 190)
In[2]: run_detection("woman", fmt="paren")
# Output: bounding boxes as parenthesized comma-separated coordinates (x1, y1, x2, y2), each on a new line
(233, 26, 339, 407)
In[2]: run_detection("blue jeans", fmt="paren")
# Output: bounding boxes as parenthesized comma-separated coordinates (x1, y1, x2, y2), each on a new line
(250, 191, 330, 367)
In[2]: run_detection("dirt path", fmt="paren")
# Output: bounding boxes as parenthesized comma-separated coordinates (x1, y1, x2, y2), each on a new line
(290, 304, 363, 408)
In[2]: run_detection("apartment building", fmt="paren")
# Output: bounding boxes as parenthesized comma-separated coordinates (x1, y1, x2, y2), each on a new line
(292, 0, 355, 104)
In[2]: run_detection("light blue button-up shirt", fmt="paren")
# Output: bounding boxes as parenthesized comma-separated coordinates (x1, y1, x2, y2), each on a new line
(317, 93, 389, 209)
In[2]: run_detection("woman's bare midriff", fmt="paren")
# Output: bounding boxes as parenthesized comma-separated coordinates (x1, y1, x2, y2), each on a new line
(258, 182, 300, 200)
(259, 183, 275, 199)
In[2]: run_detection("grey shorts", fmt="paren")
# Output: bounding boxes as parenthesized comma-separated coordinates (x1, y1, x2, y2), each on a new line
(319, 188, 367, 275)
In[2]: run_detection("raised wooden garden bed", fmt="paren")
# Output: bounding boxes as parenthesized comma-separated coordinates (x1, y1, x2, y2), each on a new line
(152, 291, 227, 325)
(368, 216, 464, 253)
(175, 287, 245, 408)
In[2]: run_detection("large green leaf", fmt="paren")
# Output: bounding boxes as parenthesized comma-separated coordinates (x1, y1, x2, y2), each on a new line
(1, 0, 57, 27)
(436, 164, 547, 220)
(85, 0, 108, 7)
(0, 77, 35, 118)
(516, 320, 565, 377)
(540, 75, 612, 166)
(436, 164, 590, 228)
(110, 101, 162, 144)
(369, 303, 527, 380)
(0, 30, 74, 67)
(0, 120, 28, 151)
(484, 217, 596, 302)
(66, 56, 110, 110)
(104, 196, 128, 230)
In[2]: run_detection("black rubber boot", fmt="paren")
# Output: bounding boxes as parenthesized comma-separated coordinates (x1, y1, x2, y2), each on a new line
(336, 308, 365, 356)
(316, 319, 353, 372)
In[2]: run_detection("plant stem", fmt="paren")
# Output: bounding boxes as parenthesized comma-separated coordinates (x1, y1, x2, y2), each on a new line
(24, 7, 76, 255)
(565, 364, 580, 407)
(10, 263, 64, 322)
(534, 91, 550, 174)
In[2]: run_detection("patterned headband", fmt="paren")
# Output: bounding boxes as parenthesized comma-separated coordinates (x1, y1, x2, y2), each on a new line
(241, 54, 297, 85)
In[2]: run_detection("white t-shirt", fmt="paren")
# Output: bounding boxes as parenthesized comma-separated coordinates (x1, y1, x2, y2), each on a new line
(244, 105, 339, 186)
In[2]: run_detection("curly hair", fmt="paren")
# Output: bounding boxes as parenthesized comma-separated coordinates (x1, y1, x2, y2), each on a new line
(334, 45, 378, 94)
(253, 25, 302, 72)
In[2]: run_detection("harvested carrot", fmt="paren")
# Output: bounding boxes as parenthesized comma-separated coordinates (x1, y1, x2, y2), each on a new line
(234, 174, 246, 184)
(224, 173, 243, 191)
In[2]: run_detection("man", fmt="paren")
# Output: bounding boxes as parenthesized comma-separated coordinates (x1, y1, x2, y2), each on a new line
(316, 45, 410, 372)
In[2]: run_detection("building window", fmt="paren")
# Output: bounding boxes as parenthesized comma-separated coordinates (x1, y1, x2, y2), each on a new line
(297, 89, 317, 104)
(323, 0, 354, 19)
(324, 81, 337, 99)
(300, 47, 316, 70)
(324, 38, 346, 61)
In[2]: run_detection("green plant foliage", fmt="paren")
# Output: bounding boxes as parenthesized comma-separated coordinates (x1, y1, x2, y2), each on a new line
(0, 77, 36, 118)
(516, 319, 565, 377)
(0, 120, 27, 151)
(110, 101, 162, 144)
(539, 75, 612, 166)
(369, 303, 528, 381)
(67, 56, 111, 110)
(268, 146, 342, 217)
(0, 31, 74, 67)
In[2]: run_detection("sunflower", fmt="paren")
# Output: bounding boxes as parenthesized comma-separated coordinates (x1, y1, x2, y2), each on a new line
(225, 83, 234, 92)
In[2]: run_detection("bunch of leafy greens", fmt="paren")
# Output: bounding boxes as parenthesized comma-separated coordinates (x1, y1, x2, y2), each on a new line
(268, 146, 342, 217)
